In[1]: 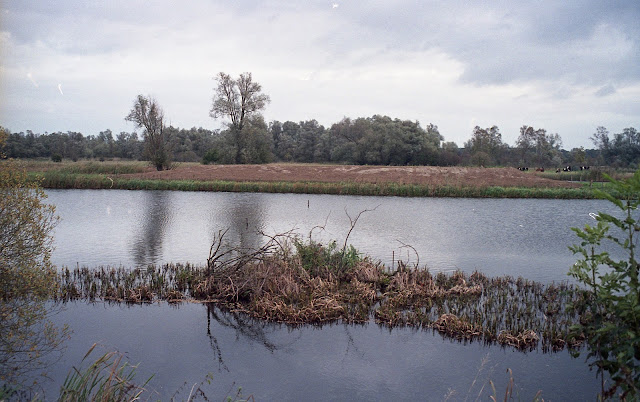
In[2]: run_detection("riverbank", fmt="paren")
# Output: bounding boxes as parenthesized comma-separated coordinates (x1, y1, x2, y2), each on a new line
(20, 160, 601, 198)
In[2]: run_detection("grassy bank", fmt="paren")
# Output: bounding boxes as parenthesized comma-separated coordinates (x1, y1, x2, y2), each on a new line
(31, 170, 599, 199)
(535, 168, 634, 183)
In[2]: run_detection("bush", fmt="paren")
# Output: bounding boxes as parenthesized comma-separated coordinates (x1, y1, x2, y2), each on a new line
(51, 153, 62, 162)
(0, 157, 67, 390)
(294, 239, 361, 278)
(201, 149, 219, 165)
(569, 169, 640, 399)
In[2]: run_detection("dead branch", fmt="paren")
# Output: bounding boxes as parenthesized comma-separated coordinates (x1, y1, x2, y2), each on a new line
(308, 211, 331, 241)
(396, 239, 420, 269)
(342, 205, 380, 263)
(207, 228, 298, 275)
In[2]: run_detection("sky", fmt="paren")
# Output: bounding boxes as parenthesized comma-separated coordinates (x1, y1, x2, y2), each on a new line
(0, 0, 638, 150)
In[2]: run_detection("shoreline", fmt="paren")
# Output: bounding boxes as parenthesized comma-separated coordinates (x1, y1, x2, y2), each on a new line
(35, 173, 598, 198)
(23, 160, 601, 199)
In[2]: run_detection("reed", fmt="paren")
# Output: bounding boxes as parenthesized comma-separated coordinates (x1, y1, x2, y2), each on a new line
(58, 343, 151, 401)
(54, 241, 586, 352)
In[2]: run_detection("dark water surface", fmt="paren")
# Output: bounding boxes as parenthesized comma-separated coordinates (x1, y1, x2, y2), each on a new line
(42, 190, 611, 400)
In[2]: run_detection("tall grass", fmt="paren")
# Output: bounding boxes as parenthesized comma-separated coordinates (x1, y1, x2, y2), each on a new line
(535, 167, 633, 183)
(58, 343, 151, 401)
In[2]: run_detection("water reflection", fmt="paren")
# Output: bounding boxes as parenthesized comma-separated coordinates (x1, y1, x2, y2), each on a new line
(208, 193, 267, 253)
(206, 304, 279, 353)
(131, 191, 173, 266)
(47, 190, 618, 283)
(41, 300, 601, 401)
(204, 304, 306, 376)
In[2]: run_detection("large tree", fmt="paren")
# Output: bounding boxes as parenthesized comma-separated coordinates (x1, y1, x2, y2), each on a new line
(516, 125, 562, 167)
(125, 95, 171, 170)
(465, 125, 504, 166)
(210, 72, 270, 164)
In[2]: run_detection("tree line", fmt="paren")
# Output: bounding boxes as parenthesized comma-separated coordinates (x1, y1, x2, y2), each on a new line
(4, 120, 636, 168)
(1, 71, 638, 169)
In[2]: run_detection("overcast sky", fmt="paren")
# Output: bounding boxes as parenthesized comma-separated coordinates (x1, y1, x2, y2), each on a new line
(1, 0, 638, 149)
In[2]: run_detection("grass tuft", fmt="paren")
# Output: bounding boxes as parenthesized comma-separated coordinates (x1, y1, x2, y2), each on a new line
(59, 343, 151, 401)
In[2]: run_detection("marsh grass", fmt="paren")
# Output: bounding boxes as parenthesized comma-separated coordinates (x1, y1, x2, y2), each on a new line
(374, 269, 584, 351)
(58, 343, 151, 401)
(536, 168, 633, 184)
(55, 241, 586, 352)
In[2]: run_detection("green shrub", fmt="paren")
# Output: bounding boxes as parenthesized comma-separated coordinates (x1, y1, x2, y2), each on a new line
(201, 149, 219, 165)
(51, 153, 62, 162)
(294, 239, 361, 278)
(568, 169, 640, 399)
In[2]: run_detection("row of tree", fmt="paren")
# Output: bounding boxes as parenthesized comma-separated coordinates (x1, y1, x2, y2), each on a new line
(1, 71, 638, 169)
(3, 120, 636, 168)
(591, 126, 640, 168)
(5, 119, 636, 168)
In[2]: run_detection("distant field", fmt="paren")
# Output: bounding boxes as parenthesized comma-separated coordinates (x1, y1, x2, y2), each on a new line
(18, 160, 605, 198)
(120, 163, 583, 189)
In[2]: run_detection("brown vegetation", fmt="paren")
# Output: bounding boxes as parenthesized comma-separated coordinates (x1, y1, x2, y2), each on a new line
(122, 164, 582, 189)
(55, 236, 586, 352)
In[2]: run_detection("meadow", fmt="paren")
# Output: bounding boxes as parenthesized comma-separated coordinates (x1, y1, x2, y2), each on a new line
(18, 159, 605, 199)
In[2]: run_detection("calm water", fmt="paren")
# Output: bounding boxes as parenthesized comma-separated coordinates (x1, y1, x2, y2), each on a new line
(41, 190, 615, 400)
(47, 189, 615, 282)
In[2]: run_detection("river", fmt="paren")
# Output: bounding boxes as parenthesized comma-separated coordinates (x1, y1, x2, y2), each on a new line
(40, 189, 612, 400)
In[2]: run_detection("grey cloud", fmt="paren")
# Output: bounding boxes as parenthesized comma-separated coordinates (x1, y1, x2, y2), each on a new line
(595, 84, 616, 97)
(334, 0, 640, 87)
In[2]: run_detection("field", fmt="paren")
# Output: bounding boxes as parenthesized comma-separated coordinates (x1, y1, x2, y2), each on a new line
(122, 163, 582, 189)
(18, 160, 606, 198)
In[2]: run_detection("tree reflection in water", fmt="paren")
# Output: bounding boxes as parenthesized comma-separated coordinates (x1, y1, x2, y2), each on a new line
(212, 193, 266, 254)
(131, 191, 173, 266)
(204, 304, 311, 371)
(204, 303, 371, 374)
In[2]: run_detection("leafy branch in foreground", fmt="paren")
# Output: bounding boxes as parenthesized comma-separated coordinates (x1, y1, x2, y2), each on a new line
(569, 169, 640, 399)
(0, 130, 68, 393)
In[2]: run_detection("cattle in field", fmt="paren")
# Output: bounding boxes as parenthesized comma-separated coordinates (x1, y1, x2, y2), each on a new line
(562, 166, 572, 172)
(535, 167, 545, 172)
(580, 166, 590, 170)
(517, 167, 529, 171)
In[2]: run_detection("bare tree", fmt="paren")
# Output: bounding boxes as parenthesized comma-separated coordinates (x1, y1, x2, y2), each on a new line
(210, 72, 270, 163)
(125, 95, 171, 170)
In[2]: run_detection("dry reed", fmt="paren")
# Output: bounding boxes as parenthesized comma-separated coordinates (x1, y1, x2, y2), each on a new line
(54, 242, 586, 353)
